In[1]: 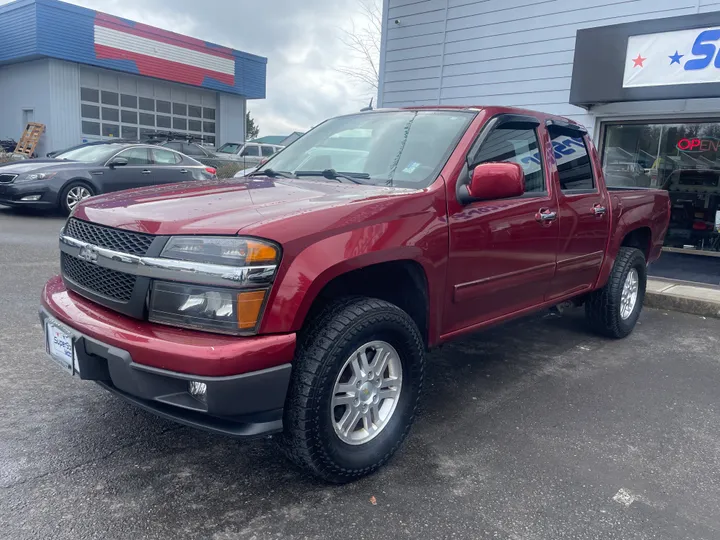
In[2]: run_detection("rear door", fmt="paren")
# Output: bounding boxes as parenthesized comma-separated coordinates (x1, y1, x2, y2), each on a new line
(150, 148, 191, 185)
(545, 123, 611, 300)
(261, 145, 276, 161)
(240, 144, 261, 168)
(444, 115, 560, 335)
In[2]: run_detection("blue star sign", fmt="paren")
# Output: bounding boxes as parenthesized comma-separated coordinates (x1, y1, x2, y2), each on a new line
(669, 50, 684, 65)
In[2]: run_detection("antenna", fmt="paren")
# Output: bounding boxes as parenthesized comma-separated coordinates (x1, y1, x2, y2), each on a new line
(360, 98, 374, 112)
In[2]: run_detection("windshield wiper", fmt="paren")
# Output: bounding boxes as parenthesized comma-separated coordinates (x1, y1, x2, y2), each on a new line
(295, 169, 371, 184)
(247, 168, 295, 178)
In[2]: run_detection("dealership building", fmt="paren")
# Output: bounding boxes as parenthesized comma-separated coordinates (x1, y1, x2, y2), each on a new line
(379, 1, 720, 266)
(0, 0, 266, 156)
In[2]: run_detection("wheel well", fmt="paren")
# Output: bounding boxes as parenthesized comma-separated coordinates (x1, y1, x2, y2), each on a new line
(620, 227, 651, 260)
(63, 178, 96, 192)
(305, 260, 430, 347)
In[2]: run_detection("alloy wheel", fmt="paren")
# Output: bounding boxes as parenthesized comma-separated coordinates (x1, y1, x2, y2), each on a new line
(331, 340, 403, 445)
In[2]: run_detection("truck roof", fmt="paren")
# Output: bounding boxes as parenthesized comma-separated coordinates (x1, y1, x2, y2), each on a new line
(396, 105, 587, 130)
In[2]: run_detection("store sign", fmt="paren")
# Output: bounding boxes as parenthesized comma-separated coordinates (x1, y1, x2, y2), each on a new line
(623, 26, 720, 88)
(676, 137, 720, 152)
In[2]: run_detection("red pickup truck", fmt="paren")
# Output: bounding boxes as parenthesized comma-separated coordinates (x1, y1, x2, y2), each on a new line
(40, 106, 670, 483)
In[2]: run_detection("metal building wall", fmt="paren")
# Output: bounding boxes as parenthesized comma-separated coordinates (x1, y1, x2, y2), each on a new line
(378, 0, 720, 135)
(218, 93, 246, 147)
(0, 59, 52, 156)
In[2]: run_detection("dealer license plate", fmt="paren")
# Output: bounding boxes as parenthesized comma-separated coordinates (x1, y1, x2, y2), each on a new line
(45, 319, 78, 376)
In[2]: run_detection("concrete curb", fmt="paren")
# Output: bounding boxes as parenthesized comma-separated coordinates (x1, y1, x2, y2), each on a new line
(644, 279, 720, 319)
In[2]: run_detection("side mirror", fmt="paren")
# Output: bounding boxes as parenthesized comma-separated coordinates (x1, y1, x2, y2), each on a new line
(466, 162, 525, 201)
(108, 157, 128, 168)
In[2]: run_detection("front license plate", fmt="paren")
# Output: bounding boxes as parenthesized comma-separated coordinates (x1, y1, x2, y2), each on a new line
(45, 319, 77, 376)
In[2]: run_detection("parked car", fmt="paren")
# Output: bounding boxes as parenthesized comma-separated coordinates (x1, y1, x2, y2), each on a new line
(0, 143, 215, 214)
(216, 141, 283, 168)
(156, 140, 244, 170)
(40, 106, 670, 482)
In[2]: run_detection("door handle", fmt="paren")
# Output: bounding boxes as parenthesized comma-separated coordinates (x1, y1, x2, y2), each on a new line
(535, 208, 557, 223)
(593, 204, 606, 216)
(141, 169, 151, 174)
(179, 169, 189, 174)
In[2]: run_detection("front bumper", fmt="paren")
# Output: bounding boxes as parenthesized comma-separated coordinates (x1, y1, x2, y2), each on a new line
(40, 276, 297, 438)
(0, 181, 56, 208)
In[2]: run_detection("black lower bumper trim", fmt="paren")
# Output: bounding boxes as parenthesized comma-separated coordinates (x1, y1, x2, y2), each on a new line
(97, 381, 284, 439)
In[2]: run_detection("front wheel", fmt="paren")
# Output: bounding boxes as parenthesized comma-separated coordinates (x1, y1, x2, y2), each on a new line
(280, 298, 425, 483)
(585, 247, 647, 338)
(60, 182, 95, 215)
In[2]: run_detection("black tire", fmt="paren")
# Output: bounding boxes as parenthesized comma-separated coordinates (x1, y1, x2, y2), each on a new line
(280, 297, 425, 483)
(585, 247, 647, 339)
(59, 181, 95, 215)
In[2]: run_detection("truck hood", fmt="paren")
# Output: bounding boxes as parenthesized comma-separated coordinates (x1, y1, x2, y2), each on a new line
(74, 177, 415, 236)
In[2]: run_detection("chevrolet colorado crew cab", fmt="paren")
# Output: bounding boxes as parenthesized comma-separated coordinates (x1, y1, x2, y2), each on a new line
(40, 106, 670, 483)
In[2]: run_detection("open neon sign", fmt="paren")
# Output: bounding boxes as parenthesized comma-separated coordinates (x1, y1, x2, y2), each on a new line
(677, 138, 720, 152)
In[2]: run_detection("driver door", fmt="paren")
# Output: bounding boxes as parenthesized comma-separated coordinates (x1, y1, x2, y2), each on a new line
(104, 147, 153, 192)
(443, 116, 559, 336)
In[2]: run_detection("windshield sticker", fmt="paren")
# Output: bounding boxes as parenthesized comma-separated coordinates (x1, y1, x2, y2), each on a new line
(403, 161, 421, 174)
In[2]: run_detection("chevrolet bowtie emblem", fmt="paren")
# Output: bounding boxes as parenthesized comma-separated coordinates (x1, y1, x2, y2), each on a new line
(77, 245, 99, 264)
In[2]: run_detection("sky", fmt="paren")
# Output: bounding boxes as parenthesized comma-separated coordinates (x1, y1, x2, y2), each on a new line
(2, 0, 380, 137)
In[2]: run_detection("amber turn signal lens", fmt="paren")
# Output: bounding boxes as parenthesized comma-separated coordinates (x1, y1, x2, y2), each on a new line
(237, 290, 267, 329)
(245, 241, 278, 265)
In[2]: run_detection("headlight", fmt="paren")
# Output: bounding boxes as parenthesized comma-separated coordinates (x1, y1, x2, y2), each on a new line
(149, 281, 268, 335)
(150, 236, 280, 334)
(161, 236, 279, 266)
(18, 172, 57, 182)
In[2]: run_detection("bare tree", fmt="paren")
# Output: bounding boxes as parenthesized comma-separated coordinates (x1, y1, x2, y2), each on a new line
(336, 0, 381, 94)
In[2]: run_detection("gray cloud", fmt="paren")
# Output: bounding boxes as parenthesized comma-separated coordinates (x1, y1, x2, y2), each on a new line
(65, 0, 379, 136)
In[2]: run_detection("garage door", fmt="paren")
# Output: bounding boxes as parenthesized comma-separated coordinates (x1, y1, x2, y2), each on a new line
(79, 68, 217, 146)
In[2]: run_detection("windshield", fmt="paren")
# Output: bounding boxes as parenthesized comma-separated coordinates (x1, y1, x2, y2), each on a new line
(259, 110, 475, 188)
(217, 143, 242, 154)
(55, 144, 127, 162)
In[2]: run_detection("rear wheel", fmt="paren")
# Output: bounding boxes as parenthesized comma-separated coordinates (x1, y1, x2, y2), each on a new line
(60, 182, 94, 215)
(585, 247, 647, 338)
(280, 297, 425, 483)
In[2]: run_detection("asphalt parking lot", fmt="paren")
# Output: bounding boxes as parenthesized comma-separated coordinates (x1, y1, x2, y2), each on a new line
(2, 206, 720, 540)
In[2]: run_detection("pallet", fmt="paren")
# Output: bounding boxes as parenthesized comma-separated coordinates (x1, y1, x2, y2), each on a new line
(14, 122, 45, 157)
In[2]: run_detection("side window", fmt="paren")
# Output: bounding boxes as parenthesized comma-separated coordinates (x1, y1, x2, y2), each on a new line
(547, 127, 595, 191)
(115, 148, 151, 165)
(261, 145, 275, 157)
(471, 127, 546, 193)
(152, 148, 180, 165)
(164, 142, 183, 152)
(240, 144, 259, 157)
(183, 143, 206, 157)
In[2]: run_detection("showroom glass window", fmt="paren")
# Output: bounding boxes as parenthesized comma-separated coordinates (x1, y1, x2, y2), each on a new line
(602, 121, 720, 252)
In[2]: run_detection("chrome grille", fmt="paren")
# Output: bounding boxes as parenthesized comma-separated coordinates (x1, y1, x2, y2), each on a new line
(0, 174, 17, 184)
(61, 252, 136, 302)
(64, 218, 154, 256)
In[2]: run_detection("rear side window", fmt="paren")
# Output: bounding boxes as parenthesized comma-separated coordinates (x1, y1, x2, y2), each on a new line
(164, 142, 183, 152)
(240, 145, 259, 157)
(547, 127, 595, 191)
(152, 148, 182, 164)
(183, 143, 206, 157)
(471, 127, 546, 193)
(261, 145, 275, 157)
